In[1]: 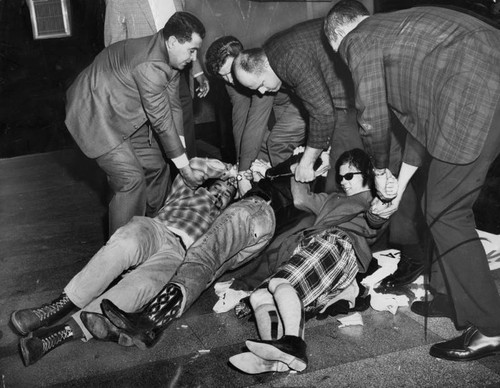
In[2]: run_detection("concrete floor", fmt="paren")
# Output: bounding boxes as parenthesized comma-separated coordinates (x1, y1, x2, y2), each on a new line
(1, 136, 500, 387)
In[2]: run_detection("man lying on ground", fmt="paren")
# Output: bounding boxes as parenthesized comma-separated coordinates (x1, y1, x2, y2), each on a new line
(95, 150, 325, 349)
(11, 158, 236, 366)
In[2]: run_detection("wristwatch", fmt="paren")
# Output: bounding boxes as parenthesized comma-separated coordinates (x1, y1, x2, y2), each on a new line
(236, 174, 243, 181)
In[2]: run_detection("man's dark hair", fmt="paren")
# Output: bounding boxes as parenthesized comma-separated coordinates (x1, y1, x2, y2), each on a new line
(163, 12, 206, 42)
(205, 36, 244, 77)
(324, 0, 369, 42)
(335, 148, 374, 189)
(234, 48, 268, 75)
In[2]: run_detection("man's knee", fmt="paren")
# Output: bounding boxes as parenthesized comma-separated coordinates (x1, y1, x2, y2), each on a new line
(110, 170, 147, 193)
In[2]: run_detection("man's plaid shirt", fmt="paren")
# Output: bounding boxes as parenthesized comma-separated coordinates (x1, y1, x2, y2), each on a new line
(155, 158, 232, 248)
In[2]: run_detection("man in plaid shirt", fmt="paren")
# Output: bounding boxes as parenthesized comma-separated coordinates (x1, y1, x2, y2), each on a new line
(325, 0, 500, 361)
(10, 157, 237, 366)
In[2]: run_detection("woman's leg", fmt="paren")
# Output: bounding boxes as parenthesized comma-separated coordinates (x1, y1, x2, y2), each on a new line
(250, 288, 283, 340)
(268, 278, 304, 339)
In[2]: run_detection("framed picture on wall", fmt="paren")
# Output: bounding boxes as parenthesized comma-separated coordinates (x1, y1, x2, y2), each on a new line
(26, 0, 72, 40)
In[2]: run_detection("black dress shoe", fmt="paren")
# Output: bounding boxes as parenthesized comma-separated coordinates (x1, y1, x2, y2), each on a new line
(430, 326, 500, 361)
(80, 311, 134, 346)
(245, 335, 308, 372)
(411, 294, 453, 319)
(380, 259, 424, 288)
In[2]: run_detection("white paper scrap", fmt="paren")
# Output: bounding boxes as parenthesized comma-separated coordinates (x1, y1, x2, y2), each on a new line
(337, 312, 364, 328)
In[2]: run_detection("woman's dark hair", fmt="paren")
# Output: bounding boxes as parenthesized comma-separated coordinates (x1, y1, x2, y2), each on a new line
(163, 12, 205, 42)
(335, 148, 374, 189)
(205, 36, 243, 77)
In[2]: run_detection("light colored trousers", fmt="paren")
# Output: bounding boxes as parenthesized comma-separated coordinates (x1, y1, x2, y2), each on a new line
(172, 197, 276, 314)
(65, 216, 185, 340)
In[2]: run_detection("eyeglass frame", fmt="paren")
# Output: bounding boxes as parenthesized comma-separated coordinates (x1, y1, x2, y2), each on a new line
(336, 171, 363, 183)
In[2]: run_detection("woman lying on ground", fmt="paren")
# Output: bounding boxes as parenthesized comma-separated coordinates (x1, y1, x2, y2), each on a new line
(229, 148, 397, 374)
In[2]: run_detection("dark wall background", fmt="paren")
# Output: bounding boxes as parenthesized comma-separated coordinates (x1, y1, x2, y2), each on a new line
(0, 0, 106, 158)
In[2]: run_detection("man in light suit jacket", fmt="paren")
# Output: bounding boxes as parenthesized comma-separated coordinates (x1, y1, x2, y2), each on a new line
(65, 12, 206, 236)
(103, 0, 210, 158)
(325, 0, 500, 361)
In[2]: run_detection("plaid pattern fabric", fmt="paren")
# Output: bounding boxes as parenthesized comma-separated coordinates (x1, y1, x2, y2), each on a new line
(265, 18, 355, 150)
(268, 228, 358, 308)
(156, 175, 219, 247)
(340, 7, 500, 167)
(156, 157, 232, 247)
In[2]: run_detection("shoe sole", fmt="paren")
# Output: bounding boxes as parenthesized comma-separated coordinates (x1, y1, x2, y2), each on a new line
(132, 335, 148, 351)
(228, 353, 289, 374)
(80, 312, 135, 347)
(429, 347, 500, 361)
(131, 329, 165, 351)
(11, 311, 32, 336)
(246, 341, 307, 372)
(19, 335, 33, 366)
(410, 305, 452, 319)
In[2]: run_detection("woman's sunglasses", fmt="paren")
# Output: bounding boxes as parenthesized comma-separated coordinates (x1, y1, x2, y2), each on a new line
(336, 172, 362, 183)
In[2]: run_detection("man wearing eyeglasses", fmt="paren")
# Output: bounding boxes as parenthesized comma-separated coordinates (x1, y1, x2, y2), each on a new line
(205, 36, 307, 197)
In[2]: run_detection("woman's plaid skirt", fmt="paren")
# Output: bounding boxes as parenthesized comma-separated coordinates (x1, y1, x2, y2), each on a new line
(264, 227, 359, 309)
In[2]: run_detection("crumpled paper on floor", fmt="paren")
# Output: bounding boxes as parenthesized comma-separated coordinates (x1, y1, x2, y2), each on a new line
(337, 312, 364, 328)
(361, 249, 409, 314)
(361, 249, 400, 289)
(369, 291, 409, 314)
(213, 279, 251, 313)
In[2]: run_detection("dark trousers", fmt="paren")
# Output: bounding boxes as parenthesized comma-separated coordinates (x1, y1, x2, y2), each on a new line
(96, 125, 170, 236)
(324, 108, 364, 193)
(179, 70, 197, 158)
(426, 102, 500, 335)
(386, 113, 429, 259)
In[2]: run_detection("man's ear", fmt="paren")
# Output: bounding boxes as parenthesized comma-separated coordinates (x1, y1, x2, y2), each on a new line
(166, 35, 178, 49)
(263, 55, 272, 70)
(335, 27, 346, 39)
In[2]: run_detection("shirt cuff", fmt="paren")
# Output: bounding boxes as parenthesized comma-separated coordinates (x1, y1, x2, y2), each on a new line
(172, 153, 189, 169)
(193, 71, 204, 78)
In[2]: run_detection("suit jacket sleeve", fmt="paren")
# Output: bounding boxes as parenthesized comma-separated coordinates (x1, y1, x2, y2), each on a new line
(343, 46, 392, 169)
(132, 62, 185, 158)
(284, 50, 335, 151)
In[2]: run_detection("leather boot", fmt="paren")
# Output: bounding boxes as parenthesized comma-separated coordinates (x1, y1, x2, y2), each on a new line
(379, 250, 425, 289)
(19, 323, 75, 366)
(102, 283, 183, 350)
(11, 293, 75, 335)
